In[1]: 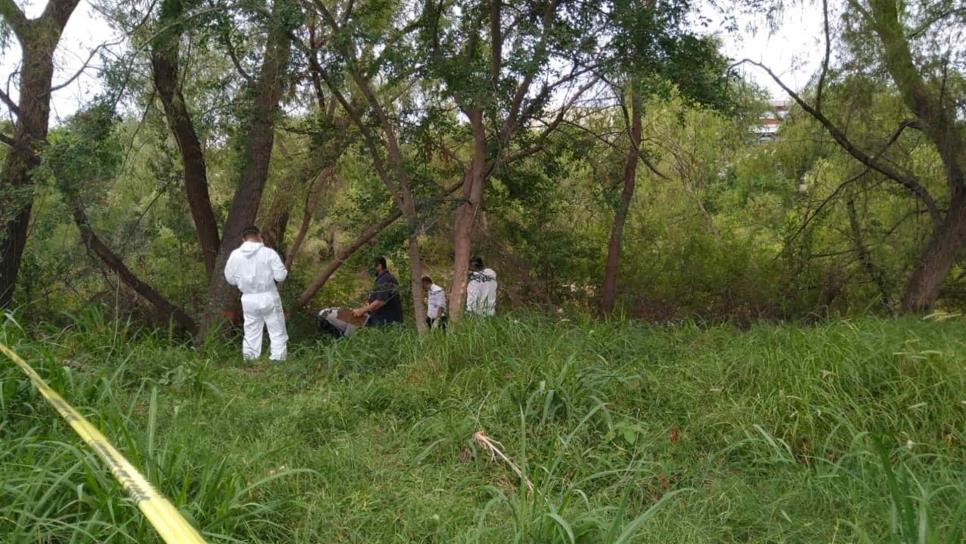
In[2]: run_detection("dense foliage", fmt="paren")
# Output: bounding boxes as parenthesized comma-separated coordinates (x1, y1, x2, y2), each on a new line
(0, 0, 962, 325)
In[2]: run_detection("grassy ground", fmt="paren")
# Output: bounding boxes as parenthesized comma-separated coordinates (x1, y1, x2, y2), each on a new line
(1, 312, 964, 543)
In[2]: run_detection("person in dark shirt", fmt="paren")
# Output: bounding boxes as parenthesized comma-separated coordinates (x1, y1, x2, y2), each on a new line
(352, 256, 404, 327)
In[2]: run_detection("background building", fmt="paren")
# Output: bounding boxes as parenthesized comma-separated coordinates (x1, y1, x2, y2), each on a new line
(754, 99, 790, 142)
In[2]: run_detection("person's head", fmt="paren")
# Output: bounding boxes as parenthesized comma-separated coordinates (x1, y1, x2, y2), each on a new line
(421, 275, 433, 289)
(241, 226, 262, 242)
(373, 256, 388, 275)
(470, 256, 484, 271)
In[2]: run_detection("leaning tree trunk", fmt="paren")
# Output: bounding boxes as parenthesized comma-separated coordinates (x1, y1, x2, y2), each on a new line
(151, 0, 220, 279)
(71, 200, 197, 334)
(901, 195, 966, 312)
(601, 86, 642, 314)
(448, 109, 487, 322)
(285, 167, 332, 269)
(293, 180, 463, 310)
(867, 0, 966, 312)
(0, 0, 81, 308)
(202, 1, 293, 334)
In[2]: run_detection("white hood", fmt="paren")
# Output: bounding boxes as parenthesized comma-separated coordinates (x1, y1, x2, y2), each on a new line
(238, 240, 264, 257)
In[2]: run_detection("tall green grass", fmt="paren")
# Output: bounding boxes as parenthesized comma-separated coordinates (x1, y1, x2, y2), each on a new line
(1, 310, 963, 542)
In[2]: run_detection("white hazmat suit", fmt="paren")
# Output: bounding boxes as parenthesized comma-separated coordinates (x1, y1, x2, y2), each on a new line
(224, 241, 289, 361)
(466, 268, 497, 316)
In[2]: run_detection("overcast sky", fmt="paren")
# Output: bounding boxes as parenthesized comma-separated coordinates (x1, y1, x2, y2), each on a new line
(0, 0, 825, 125)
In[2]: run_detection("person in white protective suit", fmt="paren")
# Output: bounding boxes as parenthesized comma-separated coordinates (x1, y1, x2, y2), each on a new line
(422, 275, 447, 329)
(224, 226, 289, 361)
(466, 256, 497, 316)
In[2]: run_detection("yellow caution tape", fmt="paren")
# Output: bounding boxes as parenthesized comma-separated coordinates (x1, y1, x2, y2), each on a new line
(0, 342, 208, 544)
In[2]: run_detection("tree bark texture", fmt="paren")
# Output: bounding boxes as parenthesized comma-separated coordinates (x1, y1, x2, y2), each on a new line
(150, 0, 220, 279)
(0, 0, 81, 308)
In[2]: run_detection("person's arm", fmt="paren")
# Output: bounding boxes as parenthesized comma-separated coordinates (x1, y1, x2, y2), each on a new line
(224, 253, 238, 286)
(270, 249, 288, 282)
(353, 299, 386, 317)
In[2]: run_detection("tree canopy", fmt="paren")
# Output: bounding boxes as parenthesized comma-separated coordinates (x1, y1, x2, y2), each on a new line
(1, 0, 966, 330)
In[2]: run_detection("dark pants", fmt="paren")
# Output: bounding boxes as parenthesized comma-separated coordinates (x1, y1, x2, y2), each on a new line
(427, 316, 447, 330)
(367, 316, 402, 328)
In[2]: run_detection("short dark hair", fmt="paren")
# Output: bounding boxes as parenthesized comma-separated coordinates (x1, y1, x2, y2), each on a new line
(421, 275, 433, 284)
(471, 256, 484, 270)
(241, 226, 260, 239)
(374, 256, 388, 269)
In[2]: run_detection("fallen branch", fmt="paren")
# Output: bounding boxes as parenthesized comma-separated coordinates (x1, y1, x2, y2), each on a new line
(473, 430, 534, 492)
(71, 199, 197, 334)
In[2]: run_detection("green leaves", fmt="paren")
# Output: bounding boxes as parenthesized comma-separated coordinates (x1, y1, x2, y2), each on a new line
(40, 102, 123, 201)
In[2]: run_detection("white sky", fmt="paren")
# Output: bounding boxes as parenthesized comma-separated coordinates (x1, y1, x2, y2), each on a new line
(713, 2, 825, 97)
(0, 0, 824, 125)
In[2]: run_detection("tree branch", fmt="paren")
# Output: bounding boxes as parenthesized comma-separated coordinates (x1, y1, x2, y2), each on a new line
(41, 0, 81, 31)
(867, 0, 966, 193)
(503, 77, 599, 165)
(736, 58, 942, 227)
(221, 29, 254, 83)
(815, 0, 831, 112)
(790, 119, 922, 242)
(0, 0, 28, 39)
(0, 86, 20, 116)
(559, 118, 669, 180)
(499, 0, 562, 142)
(908, 6, 966, 39)
(49, 39, 124, 94)
(70, 198, 197, 334)
(284, 166, 331, 270)
(293, 180, 463, 309)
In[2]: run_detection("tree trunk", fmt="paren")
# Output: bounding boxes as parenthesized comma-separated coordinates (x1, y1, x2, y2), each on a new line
(285, 167, 331, 269)
(396, 187, 427, 329)
(867, 0, 966, 312)
(261, 209, 289, 256)
(71, 200, 197, 334)
(406, 230, 427, 327)
(351, 75, 428, 331)
(448, 109, 487, 321)
(601, 86, 642, 314)
(201, 1, 294, 333)
(901, 195, 966, 312)
(0, 0, 81, 308)
(150, 0, 220, 278)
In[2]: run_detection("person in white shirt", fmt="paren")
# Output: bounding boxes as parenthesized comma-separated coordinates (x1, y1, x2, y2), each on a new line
(422, 275, 447, 329)
(224, 226, 289, 361)
(466, 256, 497, 316)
